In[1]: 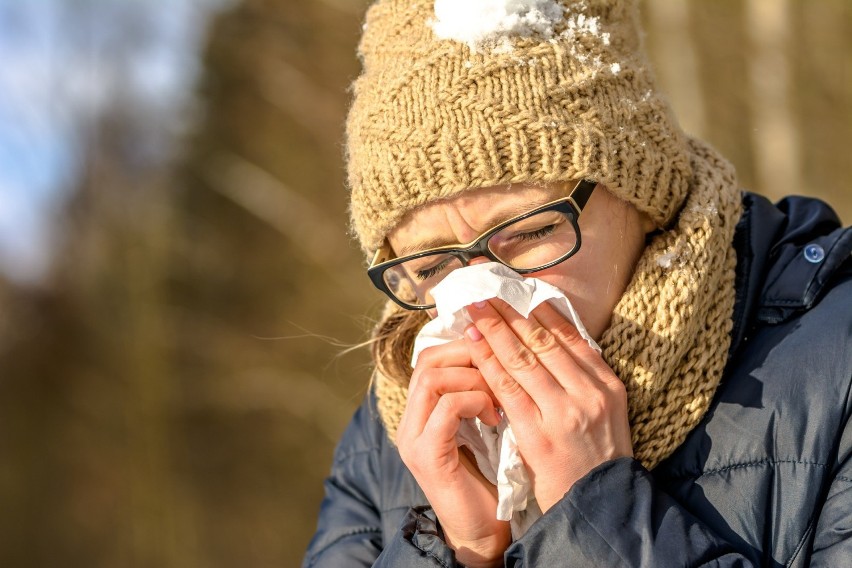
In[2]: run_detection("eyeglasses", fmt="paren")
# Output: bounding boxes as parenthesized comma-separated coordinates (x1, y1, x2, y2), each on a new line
(367, 179, 596, 310)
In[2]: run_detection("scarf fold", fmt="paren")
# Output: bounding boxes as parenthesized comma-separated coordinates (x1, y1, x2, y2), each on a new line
(598, 138, 741, 468)
(373, 137, 742, 470)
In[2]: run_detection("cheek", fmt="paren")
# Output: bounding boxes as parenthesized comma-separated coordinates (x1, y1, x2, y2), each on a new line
(526, 257, 595, 307)
(528, 262, 610, 340)
(526, 236, 636, 340)
(532, 235, 614, 294)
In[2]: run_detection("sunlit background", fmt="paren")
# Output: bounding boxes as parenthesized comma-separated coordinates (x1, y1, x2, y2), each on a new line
(0, 1, 849, 566)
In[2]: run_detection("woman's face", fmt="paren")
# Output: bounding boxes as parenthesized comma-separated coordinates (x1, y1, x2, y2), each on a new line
(386, 182, 655, 341)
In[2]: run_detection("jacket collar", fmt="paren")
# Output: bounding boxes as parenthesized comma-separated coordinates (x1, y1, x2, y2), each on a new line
(729, 192, 852, 356)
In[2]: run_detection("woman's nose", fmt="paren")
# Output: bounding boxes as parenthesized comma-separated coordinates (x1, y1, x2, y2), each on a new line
(467, 256, 491, 266)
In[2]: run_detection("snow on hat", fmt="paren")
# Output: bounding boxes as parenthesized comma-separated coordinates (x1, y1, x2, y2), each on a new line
(347, 0, 693, 253)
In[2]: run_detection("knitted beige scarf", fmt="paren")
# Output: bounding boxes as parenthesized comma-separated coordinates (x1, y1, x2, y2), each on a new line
(373, 138, 742, 470)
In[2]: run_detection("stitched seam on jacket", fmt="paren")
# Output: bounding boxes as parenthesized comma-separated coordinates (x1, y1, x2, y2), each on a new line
(306, 526, 383, 568)
(835, 475, 852, 484)
(666, 459, 829, 481)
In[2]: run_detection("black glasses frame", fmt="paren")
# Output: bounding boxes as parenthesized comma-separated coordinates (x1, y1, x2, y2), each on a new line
(367, 179, 597, 310)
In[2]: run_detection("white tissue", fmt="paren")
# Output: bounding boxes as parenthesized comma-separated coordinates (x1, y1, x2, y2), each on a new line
(411, 262, 600, 539)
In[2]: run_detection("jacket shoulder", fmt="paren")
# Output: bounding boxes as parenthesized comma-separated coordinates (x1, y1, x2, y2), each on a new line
(730, 192, 852, 351)
(303, 389, 389, 566)
(333, 387, 387, 464)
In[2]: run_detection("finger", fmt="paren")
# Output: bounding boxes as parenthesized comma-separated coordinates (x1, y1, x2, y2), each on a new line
(531, 301, 616, 386)
(410, 339, 473, 393)
(464, 320, 543, 425)
(405, 367, 499, 433)
(466, 300, 564, 403)
(421, 391, 502, 455)
(487, 298, 595, 394)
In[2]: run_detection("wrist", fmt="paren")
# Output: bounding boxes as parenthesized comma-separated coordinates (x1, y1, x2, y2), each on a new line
(447, 534, 506, 568)
(454, 549, 503, 568)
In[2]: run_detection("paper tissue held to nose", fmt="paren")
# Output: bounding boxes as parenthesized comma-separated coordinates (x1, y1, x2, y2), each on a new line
(411, 262, 601, 538)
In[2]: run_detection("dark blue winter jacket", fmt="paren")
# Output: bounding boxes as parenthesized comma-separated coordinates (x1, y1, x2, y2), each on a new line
(304, 193, 852, 567)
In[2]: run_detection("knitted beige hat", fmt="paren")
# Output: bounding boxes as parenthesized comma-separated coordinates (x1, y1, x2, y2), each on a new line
(347, 0, 693, 253)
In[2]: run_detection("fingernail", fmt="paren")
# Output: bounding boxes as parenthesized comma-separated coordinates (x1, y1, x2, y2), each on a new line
(473, 301, 487, 309)
(465, 325, 483, 341)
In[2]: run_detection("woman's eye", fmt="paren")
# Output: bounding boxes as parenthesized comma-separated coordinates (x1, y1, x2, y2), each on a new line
(514, 224, 556, 241)
(415, 257, 452, 281)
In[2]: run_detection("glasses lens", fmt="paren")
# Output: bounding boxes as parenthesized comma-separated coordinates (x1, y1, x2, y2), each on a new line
(382, 253, 465, 307)
(487, 208, 577, 269)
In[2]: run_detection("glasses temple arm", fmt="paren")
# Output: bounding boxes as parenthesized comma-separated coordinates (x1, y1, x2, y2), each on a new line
(570, 180, 597, 211)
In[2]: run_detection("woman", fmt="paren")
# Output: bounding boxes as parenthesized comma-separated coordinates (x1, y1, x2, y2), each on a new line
(304, 0, 852, 566)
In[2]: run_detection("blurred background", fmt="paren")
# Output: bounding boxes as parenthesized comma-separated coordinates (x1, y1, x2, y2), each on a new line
(0, 0, 848, 566)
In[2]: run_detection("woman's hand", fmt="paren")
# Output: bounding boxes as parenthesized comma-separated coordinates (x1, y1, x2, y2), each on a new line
(396, 339, 511, 568)
(464, 298, 633, 513)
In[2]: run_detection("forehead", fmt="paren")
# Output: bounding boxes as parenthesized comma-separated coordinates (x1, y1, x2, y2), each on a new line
(387, 183, 565, 255)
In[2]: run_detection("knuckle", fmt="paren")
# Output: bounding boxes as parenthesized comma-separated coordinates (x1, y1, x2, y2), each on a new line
(554, 320, 584, 347)
(479, 352, 526, 398)
(478, 351, 502, 374)
(469, 389, 487, 405)
(608, 376, 627, 397)
(476, 315, 500, 333)
(564, 404, 594, 432)
(417, 345, 439, 367)
(496, 372, 524, 397)
(533, 436, 554, 455)
(436, 394, 459, 416)
(567, 415, 587, 433)
(504, 346, 537, 373)
(584, 386, 624, 426)
(418, 368, 437, 392)
(586, 390, 608, 421)
(610, 381, 628, 410)
(476, 316, 505, 339)
(526, 326, 560, 355)
(590, 360, 613, 382)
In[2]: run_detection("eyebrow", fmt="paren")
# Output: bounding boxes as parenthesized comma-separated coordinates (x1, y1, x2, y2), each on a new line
(394, 199, 551, 257)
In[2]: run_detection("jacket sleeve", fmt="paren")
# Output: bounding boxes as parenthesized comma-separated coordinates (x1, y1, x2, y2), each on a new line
(302, 394, 384, 568)
(806, 372, 852, 566)
(505, 457, 754, 567)
(303, 392, 463, 568)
